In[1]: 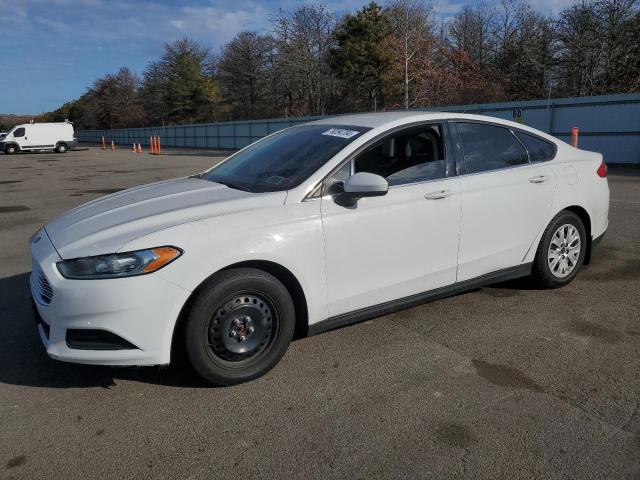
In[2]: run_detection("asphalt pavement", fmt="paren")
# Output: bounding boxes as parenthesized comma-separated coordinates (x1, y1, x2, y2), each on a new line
(0, 147, 638, 479)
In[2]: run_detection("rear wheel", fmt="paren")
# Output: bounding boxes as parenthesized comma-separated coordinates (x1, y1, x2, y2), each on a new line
(532, 211, 587, 288)
(184, 268, 295, 386)
(5, 144, 17, 154)
(55, 143, 68, 153)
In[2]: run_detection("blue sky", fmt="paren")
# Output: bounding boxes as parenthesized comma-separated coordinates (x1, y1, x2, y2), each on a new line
(0, 0, 573, 114)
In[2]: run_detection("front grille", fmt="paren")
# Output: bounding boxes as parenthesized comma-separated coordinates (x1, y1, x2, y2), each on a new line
(34, 269, 53, 305)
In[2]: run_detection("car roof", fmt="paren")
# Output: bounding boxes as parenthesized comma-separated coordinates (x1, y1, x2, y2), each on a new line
(307, 111, 560, 144)
(309, 111, 442, 128)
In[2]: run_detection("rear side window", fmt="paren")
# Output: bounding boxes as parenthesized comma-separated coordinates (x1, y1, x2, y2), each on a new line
(513, 131, 555, 162)
(13, 127, 25, 137)
(456, 122, 529, 174)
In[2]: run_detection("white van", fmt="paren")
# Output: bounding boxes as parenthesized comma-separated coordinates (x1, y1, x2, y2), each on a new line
(1, 122, 75, 154)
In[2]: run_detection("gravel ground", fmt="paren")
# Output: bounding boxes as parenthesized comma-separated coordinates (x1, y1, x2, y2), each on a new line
(0, 147, 638, 479)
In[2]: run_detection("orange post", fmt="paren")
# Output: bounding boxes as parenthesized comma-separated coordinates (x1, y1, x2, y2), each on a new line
(150, 136, 155, 154)
(156, 136, 161, 155)
(571, 127, 579, 147)
(111, 141, 115, 151)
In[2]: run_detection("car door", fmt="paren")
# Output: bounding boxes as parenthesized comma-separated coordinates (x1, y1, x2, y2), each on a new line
(453, 121, 557, 282)
(12, 127, 27, 149)
(320, 123, 461, 317)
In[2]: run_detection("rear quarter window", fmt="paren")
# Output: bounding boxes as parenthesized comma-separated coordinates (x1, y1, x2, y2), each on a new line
(513, 131, 556, 162)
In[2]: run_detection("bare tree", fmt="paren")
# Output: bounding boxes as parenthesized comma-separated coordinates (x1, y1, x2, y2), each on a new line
(385, 0, 436, 108)
(492, 0, 555, 100)
(448, 2, 497, 71)
(217, 32, 276, 119)
(271, 5, 337, 116)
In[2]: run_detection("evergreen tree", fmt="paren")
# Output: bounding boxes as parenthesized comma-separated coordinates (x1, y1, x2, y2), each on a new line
(330, 2, 392, 112)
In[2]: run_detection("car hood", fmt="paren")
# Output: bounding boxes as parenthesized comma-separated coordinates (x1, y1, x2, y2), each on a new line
(45, 177, 287, 259)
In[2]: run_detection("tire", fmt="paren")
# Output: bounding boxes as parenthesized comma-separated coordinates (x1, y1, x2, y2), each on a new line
(55, 143, 68, 153)
(532, 210, 587, 288)
(184, 268, 295, 386)
(5, 144, 17, 154)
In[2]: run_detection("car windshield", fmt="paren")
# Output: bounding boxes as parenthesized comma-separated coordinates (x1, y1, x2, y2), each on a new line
(200, 124, 370, 193)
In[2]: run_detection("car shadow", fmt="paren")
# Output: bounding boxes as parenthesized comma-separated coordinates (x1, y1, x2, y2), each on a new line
(0, 270, 540, 389)
(0, 272, 213, 389)
(485, 276, 547, 291)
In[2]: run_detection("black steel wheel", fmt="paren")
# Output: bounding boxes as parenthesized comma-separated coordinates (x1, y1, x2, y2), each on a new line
(207, 293, 278, 363)
(184, 268, 295, 386)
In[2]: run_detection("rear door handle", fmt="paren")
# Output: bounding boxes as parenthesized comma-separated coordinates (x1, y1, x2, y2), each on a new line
(529, 175, 549, 184)
(424, 189, 455, 200)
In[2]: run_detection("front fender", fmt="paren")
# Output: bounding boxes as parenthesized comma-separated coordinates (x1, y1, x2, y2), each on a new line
(119, 201, 328, 355)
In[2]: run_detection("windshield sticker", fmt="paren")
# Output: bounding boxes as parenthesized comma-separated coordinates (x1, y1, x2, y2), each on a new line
(321, 128, 361, 139)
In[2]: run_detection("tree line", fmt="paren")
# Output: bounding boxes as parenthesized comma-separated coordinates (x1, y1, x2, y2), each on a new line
(38, 0, 640, 129)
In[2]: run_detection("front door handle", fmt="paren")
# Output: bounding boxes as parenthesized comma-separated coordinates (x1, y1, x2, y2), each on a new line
(424, 189, 455, 200)
(529, 175, 549, 184)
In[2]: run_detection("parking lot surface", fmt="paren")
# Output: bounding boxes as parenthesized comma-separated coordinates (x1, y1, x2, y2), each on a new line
(1, 147, 639, 479)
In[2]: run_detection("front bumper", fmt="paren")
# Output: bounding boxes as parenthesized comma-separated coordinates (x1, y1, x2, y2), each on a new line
(29, 229, 191, 366)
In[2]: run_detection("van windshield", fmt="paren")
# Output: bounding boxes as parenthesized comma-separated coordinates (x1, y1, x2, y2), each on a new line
(200, 124, 370, 193)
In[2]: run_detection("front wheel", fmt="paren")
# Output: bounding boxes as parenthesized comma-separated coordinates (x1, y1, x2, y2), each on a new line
(5, 144, 17, 154)
(184, 268, 295, 386)
(532, 211, 587, 288)
(55, 143, 68, 153)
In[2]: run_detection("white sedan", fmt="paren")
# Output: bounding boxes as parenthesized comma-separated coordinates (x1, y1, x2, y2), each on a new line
(30, 112, 609, 385)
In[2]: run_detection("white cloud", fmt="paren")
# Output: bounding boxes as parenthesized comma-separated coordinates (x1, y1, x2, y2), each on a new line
(34, 16, 70, 33)
(179, 2, 273, 43)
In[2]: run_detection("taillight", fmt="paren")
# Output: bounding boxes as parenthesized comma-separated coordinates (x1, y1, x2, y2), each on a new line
(597, 159, 607, 178)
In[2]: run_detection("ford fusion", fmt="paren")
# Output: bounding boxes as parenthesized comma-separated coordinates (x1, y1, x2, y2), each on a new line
(30, 113, 609, 385)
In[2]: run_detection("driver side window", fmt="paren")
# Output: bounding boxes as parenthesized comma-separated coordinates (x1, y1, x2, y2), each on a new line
(354, 124, 446, 186)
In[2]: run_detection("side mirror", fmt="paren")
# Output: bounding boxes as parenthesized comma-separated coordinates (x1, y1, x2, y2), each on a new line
(343, 172, 388, 198)
(333, 172, 388, 207)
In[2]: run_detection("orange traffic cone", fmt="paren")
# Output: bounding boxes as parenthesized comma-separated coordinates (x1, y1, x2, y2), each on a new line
(132, 143, 137, 153)
(149, 136, 155, 154)
(111, 141, 115, 151)
(137, 143, 142, 154)
(156, 136, 161, 155)
(102, 136, 106, 150)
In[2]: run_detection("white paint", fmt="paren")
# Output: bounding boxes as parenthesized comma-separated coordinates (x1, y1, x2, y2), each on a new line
(1, 122, 74, 151)
(30, 112, 610, 366)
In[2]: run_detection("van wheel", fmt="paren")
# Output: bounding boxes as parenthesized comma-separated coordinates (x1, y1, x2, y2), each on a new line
(55, 143, 68, 153)
(532, 211, 586, 288)
(5, 144, 17, 154)
(184, 268, 295, 386)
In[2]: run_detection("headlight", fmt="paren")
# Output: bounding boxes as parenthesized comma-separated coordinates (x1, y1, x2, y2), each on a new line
(57, 247, 182, 279)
